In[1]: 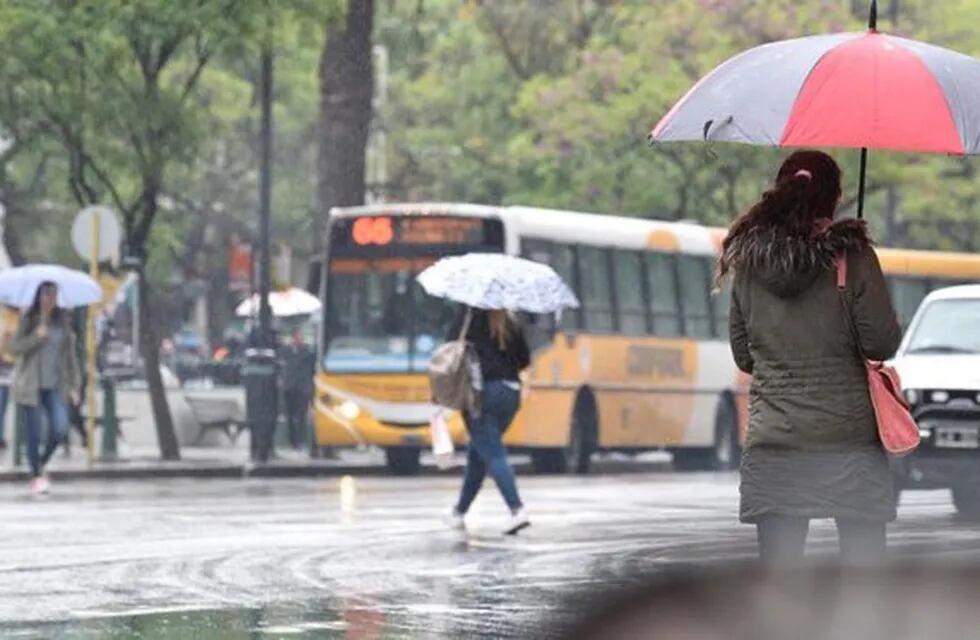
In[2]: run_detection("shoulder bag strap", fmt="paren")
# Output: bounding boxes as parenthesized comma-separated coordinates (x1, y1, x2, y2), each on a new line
(457, 307, 473, 342)
(835, 251, 867, 361)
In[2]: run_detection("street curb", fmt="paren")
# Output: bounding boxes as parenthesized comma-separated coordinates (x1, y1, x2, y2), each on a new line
(0, 459, 673, 483)
(0, 463, 392, 483)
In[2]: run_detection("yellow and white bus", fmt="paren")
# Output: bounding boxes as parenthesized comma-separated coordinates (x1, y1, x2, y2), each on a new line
(314, 203, 980, 474)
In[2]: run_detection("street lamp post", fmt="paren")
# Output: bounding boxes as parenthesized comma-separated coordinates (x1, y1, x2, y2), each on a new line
(244, 43, 279, 463)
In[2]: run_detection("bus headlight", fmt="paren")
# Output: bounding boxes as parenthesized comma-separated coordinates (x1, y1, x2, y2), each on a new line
(904, 389, 920, 406)
(930, 390, 950, 404)
(338, 400, 361, 421)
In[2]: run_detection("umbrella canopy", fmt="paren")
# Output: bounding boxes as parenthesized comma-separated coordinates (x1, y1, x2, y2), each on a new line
(649, 1, 980, 216)
(416, 253, 580, 314)
(0, 264, 102, 309)
(652, 31, 980, 155)
(235, 287, 322, 318)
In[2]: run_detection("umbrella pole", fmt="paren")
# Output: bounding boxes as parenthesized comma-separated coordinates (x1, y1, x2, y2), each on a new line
(857, 147, 868, 219)
(856, 1, 876, 220)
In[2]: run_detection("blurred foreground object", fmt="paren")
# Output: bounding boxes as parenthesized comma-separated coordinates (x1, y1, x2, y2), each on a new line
(569, 562, 980, 639)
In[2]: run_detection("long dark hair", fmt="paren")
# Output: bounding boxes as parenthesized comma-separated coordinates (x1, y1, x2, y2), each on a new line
(26, 281, 62, 326)
(717, 150, 842, 281)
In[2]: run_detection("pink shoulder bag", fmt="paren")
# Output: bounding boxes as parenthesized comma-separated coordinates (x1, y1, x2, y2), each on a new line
(836, 253, 920, 456)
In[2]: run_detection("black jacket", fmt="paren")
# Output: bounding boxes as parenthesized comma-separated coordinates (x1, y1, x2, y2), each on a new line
(447, 309, 530, 383)
(280, 342, 316, 393)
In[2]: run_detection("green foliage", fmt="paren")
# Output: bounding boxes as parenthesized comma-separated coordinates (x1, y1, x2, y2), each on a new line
(380, 0, 980, 250)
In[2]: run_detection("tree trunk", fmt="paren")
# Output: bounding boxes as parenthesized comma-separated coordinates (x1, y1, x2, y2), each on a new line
(138, 271, 181, 460)
(884, 186, 900, 247)
(314, 0, 375, 253)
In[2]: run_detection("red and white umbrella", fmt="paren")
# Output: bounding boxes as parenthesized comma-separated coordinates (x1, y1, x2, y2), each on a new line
(649, 1, 980, 216)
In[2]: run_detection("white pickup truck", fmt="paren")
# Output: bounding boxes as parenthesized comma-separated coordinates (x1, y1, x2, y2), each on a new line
(890, 284, 980, 516)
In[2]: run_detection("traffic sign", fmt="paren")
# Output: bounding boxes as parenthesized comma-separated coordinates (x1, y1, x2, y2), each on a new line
(72, 206, 121, 263)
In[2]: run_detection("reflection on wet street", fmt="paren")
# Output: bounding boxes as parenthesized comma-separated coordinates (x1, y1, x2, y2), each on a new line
(0, 473, 978, 638)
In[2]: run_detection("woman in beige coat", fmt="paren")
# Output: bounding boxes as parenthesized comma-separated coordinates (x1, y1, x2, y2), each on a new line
(9, 282, 81, 495)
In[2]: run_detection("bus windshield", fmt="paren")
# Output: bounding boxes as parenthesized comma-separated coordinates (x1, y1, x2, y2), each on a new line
(322, 213, 505, 373)
(324, 258, 458, 373)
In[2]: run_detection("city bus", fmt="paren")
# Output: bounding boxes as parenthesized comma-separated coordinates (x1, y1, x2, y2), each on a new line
(314, 203, 980, 474)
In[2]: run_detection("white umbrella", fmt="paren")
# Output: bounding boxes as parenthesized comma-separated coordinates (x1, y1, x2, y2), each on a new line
(0, 264, 102, 309)
(416, 253, 580, 313)
(235, 287, 322, 318)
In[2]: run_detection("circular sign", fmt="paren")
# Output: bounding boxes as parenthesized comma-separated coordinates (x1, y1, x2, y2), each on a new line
(72, 206, 121, 262)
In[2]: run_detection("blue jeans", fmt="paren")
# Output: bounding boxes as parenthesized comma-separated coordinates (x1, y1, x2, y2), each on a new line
(21, 389, 70, 478)
(456, 381, 523, 514)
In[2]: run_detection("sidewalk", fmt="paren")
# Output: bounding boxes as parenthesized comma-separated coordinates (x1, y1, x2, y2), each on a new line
(0, 441, 399, 483)
(0, 441, 672, 483)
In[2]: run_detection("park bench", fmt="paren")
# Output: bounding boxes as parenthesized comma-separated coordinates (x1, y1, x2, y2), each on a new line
(182, 393, 246, 446)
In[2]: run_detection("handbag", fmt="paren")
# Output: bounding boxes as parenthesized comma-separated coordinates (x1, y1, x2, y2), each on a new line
(836, 253, 920, 456)
(427, 308, 482, 414)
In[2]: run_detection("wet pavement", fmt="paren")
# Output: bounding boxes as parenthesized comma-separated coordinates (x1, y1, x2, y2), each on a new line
(0, 472, 978, 638)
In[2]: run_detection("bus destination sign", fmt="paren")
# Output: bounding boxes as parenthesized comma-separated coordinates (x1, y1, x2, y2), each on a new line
(348, 216, 487, 247)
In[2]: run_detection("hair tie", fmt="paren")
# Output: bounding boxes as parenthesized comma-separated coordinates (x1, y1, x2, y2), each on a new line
(794, 169, 812, 181)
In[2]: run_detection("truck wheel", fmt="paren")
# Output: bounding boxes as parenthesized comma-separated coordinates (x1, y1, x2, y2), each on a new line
(953, 484, 980, 518)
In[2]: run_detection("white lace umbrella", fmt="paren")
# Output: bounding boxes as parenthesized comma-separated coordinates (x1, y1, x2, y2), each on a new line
(0, 264, 102, 309)
(235, 287, 322, 318)
(417, 253, 579, 313)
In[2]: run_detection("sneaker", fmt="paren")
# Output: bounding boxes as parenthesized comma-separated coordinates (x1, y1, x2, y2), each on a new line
(503, 508, 530, 535)
(444, 507, 466, 532)
(29, 478, 46, 496)
(37, 476, 51, 494)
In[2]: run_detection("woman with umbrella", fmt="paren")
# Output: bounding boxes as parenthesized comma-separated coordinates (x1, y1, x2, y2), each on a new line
(418, 253, 579, 535)
(719, 150, 902, 565)
(445, 307, 531, 535)
(8, 282, 82, 495)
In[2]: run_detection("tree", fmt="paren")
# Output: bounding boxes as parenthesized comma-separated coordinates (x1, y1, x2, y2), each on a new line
(0, 0, 280, 459)
(315, 0, 375, 253)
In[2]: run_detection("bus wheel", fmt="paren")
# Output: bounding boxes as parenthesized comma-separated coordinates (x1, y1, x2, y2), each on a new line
(531, 449, 567, 474)
(566, 393, 598, 475)
(385, 447, 421, 476)
(712, 396, 741, 472)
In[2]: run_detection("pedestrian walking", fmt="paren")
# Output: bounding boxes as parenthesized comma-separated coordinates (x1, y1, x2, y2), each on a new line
(445, 308, 531, 535)
(719, 150, 903, 567)
(9, 282, 81, 495)
(280, 328, 315, 450)
(0, 310, 16, 451)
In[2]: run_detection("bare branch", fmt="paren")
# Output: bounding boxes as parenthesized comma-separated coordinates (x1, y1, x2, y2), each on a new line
(180, 45, 213, 103)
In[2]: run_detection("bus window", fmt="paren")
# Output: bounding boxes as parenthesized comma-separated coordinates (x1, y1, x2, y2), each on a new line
(713, 278, 731, 340)
(521, 238, 554, 266)
(613, 250, 648, 336)
(553, 244, 581, 330)
(645, 252, 683, 337)
(890, 276, 930, 329)
(678, 255, 714, 338)
(578, 246, 615, 332)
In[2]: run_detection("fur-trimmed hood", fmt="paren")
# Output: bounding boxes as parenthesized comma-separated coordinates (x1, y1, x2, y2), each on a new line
(723, 218, 872, 298)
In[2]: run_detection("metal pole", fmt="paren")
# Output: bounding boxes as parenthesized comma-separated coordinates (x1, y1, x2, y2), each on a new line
(869, 0, 878, 30)
(86, 214, 99, 464)
(258, 46, 273, 348)
(244, 38, 279, 463)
